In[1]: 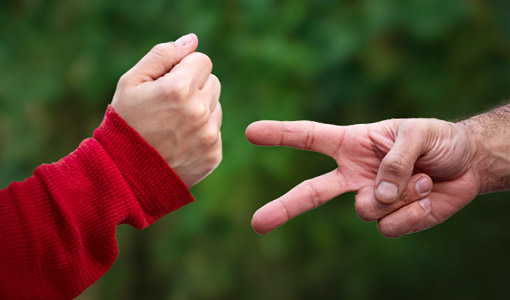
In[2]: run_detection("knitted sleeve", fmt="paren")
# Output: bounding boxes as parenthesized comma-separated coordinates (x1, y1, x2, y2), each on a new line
(0, 106, 194, 299)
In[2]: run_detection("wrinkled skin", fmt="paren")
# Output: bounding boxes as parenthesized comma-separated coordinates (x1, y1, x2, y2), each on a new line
(247, 118, 480, 238)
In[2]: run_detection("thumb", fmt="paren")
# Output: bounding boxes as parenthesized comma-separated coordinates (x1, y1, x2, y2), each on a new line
(375, 120, 431, 204)
(124, 33, 198, 86)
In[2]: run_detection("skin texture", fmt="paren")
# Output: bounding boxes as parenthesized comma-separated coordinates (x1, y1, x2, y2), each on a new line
(112, 34, 222, 188)
(247, 104, 510, 238)
(460, 105, 510, 194)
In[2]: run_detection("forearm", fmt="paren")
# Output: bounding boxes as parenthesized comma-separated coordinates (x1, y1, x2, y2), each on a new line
(459, 103, 510, 194)
(0, 107, 194, 299)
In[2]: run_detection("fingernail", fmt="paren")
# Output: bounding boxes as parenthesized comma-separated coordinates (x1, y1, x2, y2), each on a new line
(377, 181, 398, 199)
(175, 34, 193, 47)
(419, 198, 431, 211)
(416, 177, 432, 195)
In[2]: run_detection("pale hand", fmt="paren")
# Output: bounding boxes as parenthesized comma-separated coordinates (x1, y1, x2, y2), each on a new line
(246, 119, 480, 238)
(112, 34, 222, 187)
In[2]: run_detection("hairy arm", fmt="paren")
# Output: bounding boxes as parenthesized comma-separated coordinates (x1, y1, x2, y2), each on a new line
(459, 103, 510, 194)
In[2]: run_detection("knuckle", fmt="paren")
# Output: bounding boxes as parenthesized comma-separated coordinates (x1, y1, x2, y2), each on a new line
(400, 191, 413, 205)
(151, 83, 168, 97)
(190, 52, 213, 70)
(400, 119, 431, 144)
(355, 200, 377, 222)
(377, 221, 400, 239)
(167, 80, 190, 101)
(401, 119, 417, 130)
(204, 149, 222, 170)
(150, 43, 173, 58)
(117, 73, 131, 88)
(210, 150, 223, 166)
(209, 74, 220, 84)
(381, 154, 408, 177)
(401, 119, 423, 133)
(407, 206, 422, 224)
(201, 128, 219, 147)
(304, 179, 321, 208)
(303, 122, 316, 150)
(210, 74, 221, 90)
(189, 103, 209, 125)
(377, 205, 423, 239)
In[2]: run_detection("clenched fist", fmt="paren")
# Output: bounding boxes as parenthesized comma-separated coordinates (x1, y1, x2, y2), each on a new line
(112, 34, 222, 187)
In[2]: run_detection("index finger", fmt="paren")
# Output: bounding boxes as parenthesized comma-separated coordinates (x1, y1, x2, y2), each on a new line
(245, 120, 344, 156)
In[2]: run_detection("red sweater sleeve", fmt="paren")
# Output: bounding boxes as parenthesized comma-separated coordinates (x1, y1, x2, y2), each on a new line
(0, 106, 194, 300)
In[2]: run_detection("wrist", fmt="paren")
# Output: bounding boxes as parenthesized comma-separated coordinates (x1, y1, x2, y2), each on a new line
(457, 119, 488, 194)
(94, 106, 195, 224)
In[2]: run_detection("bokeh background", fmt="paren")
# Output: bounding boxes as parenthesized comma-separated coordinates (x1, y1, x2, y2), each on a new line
(1, 0, 509, 299)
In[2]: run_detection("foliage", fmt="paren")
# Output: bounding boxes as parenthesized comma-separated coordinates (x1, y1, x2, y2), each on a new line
(1, 0, 509, 299)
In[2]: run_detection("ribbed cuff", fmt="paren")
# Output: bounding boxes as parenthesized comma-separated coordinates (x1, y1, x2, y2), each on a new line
(93, 105, 194, 225)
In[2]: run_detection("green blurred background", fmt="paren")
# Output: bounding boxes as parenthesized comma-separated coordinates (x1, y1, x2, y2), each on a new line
(1, 0, 509, 299)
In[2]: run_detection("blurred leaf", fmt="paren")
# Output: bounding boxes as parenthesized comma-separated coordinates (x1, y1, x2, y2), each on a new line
(1, 1, 509, 300)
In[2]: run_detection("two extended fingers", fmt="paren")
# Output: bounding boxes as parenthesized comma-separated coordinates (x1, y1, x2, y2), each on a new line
(248, 119, 437, 237)
(247, 121, 348, 234)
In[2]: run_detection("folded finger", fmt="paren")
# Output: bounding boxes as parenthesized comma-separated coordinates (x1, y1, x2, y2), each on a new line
(375, 120, 435, 204)
(199, 74, 221, 112)
(377, 197, 432, 238)
(355, 173, 433, 222)
(163, 52, 213, 91)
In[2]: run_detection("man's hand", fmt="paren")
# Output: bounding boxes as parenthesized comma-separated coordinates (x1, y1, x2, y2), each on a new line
(112, 34, 222, 187)
(246, 118, 480, 238)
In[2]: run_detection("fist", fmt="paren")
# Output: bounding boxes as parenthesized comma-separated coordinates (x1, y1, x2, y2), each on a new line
(111, 34, 222, 187)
